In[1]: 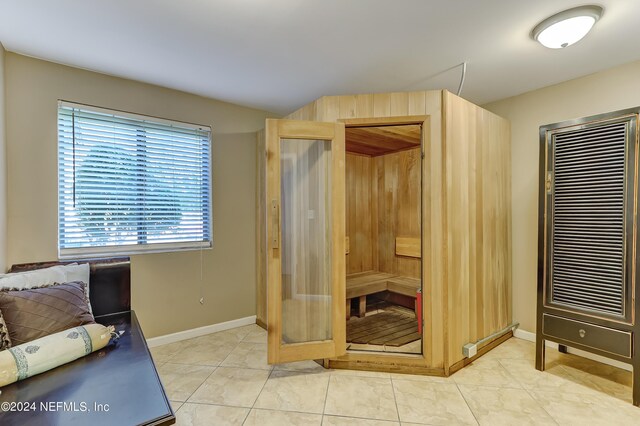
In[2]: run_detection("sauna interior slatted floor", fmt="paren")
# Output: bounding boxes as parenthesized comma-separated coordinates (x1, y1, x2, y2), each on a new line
(346, 298, 421, 353)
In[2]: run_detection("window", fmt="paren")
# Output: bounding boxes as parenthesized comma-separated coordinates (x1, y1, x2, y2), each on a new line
(58, 101, 212, 258)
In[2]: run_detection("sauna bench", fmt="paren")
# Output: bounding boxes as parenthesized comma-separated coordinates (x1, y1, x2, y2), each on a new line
(346, 271, 420, 319)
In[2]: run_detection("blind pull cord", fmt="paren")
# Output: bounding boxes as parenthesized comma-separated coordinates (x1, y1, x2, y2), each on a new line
(72, 110, 77, 208)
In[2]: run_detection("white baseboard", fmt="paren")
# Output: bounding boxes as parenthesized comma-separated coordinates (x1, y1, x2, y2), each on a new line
(146, 315, 257, 348)
(513, 328, 632, 371)
(513, 328, 536, 342)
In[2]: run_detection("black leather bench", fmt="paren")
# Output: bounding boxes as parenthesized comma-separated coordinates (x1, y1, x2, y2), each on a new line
(0, 258, 175, 426)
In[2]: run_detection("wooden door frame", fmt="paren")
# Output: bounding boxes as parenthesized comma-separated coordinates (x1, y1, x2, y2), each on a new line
(329, 115, 445, 374)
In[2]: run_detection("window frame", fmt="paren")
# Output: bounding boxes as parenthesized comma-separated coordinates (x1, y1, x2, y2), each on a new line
(57, 100, 213, 259)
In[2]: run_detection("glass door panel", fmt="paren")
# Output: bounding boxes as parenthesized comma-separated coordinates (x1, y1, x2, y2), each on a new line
(281, 139, 333, 344)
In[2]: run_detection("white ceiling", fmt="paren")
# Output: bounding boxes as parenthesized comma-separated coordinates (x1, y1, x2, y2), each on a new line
(1, 0, 639, 115)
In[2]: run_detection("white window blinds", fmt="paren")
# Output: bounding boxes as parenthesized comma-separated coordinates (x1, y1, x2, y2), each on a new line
(58, 101, 212, 258)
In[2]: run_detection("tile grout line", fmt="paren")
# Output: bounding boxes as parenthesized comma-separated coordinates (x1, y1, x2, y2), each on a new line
(323, 413, 407, 424)
(241, 404, 325, 419)
(175, 399, 338, 421)
(173, 364, 219, 411)
(321, 369, 332, 418)
(239, 404, 251, 426)
(157, 346, 187, 365)
(388, 376, 402, 423)
(495, 357, 527, 390)
(453, 382, 481, 426)
(217, 336, 246, 367)
(520, 386, 562, 426)
(167, 332, 244, 414)
(240, 328, 272, 424)
(242, 364, 276, 425)
(496, 358, 562, 426)
(166, 360, 270, 372)
(325, 373, 400, 422)
(519, 382, 562, 426)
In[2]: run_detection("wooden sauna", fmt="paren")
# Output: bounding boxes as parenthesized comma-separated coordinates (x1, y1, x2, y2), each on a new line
(256, 90, 513, 375)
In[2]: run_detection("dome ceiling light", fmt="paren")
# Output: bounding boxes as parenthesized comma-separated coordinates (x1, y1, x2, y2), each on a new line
(531, 5, 603, 49)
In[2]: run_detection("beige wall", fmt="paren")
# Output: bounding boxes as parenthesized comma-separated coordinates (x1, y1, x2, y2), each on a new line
(0, 44, 5, 273)
(4, 53, 276, 337)
(484, 59, 640, 333)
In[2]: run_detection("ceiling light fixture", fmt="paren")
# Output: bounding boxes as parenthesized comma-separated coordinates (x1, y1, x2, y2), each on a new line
(531, 5, 603, 49)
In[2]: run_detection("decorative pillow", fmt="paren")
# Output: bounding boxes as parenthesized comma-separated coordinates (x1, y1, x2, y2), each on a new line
(0, 263, 93, 313)
(58, 263, 92, 314)
(0, 265, 67, 290)
(0, 323, 115, 387)
(0, 281, 95, 347)
(61, 263, 91, 297)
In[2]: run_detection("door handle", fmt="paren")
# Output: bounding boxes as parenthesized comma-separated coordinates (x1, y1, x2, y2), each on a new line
(271, 199, 279, 249)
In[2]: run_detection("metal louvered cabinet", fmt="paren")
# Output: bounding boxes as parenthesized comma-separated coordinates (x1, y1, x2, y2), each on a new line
(536, 107, 640, 406)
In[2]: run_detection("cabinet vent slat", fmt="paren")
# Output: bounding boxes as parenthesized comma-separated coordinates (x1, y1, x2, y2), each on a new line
(554, 149, 625, 164)
(555, 139, 625, 153)
(554, 125, 625, 141)
(554, 160, 625, 172)
(553, 263, 624, 280)
(553, 242, 622, 252)
(551, 121, 627, 316)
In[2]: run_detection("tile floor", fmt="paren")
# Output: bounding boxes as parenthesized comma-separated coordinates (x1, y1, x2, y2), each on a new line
(151, 325, 640, 425)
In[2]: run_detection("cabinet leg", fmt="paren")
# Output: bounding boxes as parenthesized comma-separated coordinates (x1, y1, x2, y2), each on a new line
(346, 299, 351, 321)
(634, 365, 640, 407)
(634, 332, 640, 406)
(558, 344, 568, 354)
(358, 296, 367, 318)
(535, 336, 545, 371)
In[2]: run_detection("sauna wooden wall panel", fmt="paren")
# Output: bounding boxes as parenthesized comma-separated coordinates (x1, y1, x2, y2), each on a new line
(374, 148, 421, 279)
(345, 149, 422, 278)
(286, 100, 317, 121)
(444, 91, 512, 367)
(345, 153, 375, 274)
(422, 93, 446, 370)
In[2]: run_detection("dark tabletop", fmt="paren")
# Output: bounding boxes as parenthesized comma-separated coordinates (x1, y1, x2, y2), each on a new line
(0, 311, 175, 426)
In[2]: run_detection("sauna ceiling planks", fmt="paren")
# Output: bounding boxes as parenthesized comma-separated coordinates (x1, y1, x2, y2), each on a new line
(345, 124, 421, 156)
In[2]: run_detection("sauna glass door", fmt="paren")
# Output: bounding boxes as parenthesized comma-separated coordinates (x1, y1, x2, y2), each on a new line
(266, 119, 346, 364)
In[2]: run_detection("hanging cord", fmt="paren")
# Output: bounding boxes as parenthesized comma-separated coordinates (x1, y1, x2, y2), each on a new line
(402, 61, 468, 95)
(456, 62, 467, 96)
(72, 110, 76, 208)
(199, 132, 205, 306)
(199, 230, 204, 305)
